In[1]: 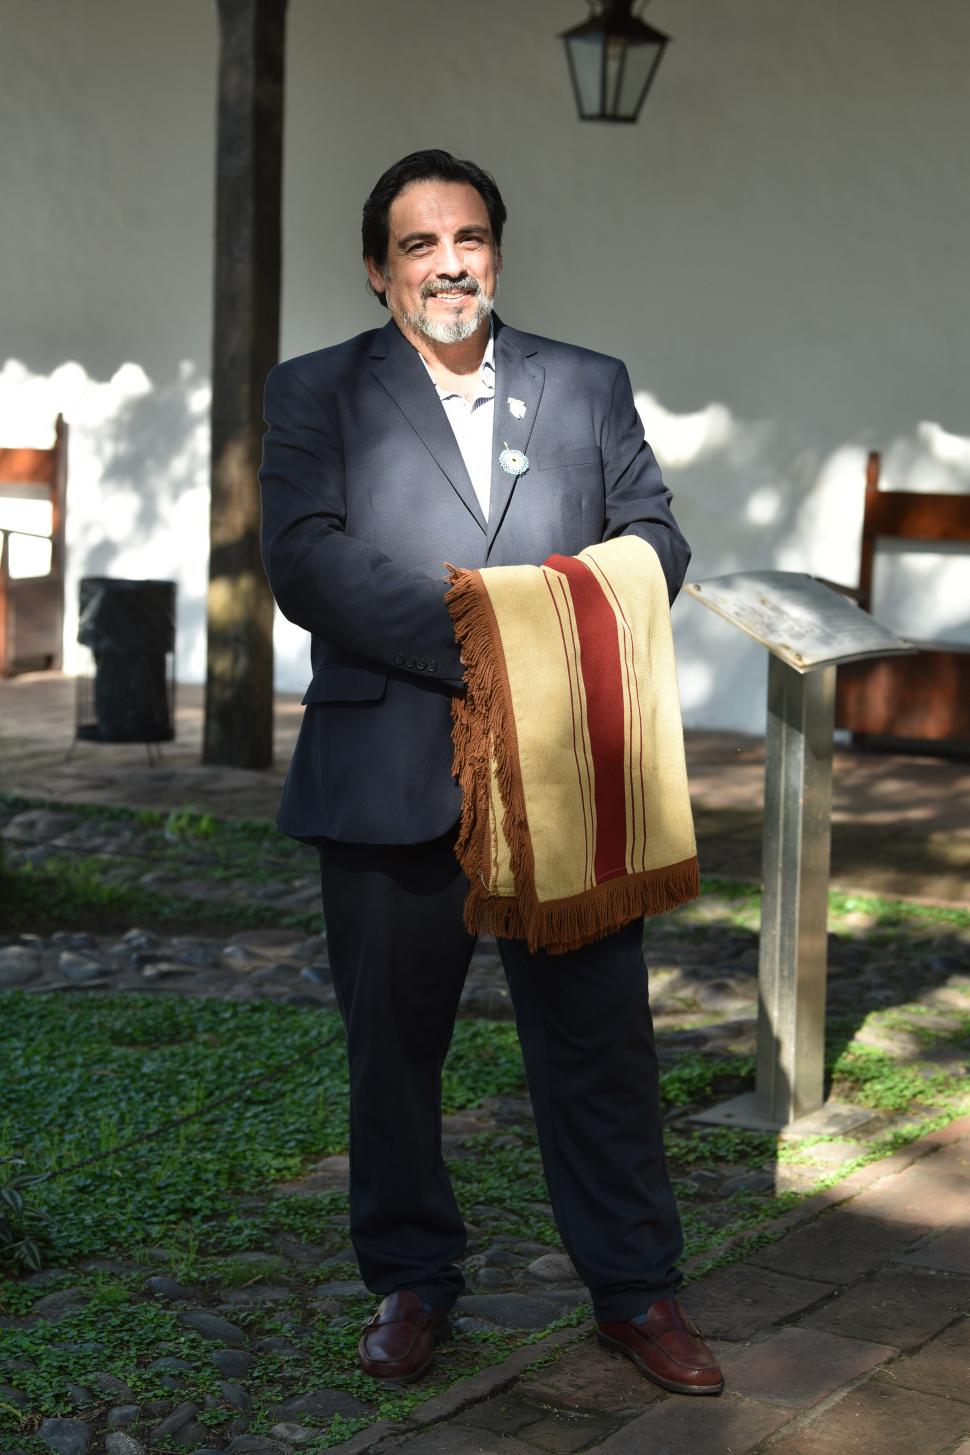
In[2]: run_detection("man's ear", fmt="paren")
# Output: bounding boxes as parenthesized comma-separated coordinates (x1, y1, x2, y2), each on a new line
(364, 255, 387, 297)
(496, 249, 503, 277)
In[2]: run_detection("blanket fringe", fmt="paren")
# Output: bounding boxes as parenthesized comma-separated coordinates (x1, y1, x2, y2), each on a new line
(445, 565, 535, 930)
(445, 563, 700, 956)
(464, 857, 700, 955)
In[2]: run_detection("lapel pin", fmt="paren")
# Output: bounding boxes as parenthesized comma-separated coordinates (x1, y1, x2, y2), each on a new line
(507, 396, 527, 419)
(499, 444, 529, 478)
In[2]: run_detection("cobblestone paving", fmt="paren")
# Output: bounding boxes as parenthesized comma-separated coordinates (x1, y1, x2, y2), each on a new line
(4, 803, 969, 1025)
(3, 674, 969, 907)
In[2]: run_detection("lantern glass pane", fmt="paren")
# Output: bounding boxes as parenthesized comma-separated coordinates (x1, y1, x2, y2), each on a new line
(615, 40, 662, 119)
(566, 34, 604, 117)
(604, 37, 625, 116)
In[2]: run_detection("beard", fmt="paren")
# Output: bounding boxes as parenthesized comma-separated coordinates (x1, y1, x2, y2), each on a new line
(394, 275, 495, 344)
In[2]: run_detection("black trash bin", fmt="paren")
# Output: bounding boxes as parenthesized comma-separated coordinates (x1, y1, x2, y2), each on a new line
(75, 578, 176, 745)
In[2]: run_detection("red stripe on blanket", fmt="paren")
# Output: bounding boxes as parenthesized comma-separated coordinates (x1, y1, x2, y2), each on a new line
(585, 555, 648, 874)
(545, 553, 627, 883)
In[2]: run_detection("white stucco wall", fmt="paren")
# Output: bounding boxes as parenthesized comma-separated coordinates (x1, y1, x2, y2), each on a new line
(3, 0, 968, 732)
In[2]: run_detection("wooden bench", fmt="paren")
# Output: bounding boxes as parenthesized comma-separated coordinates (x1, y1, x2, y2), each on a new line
(834, 450, 970, 747)
(0, 415, 68, 676)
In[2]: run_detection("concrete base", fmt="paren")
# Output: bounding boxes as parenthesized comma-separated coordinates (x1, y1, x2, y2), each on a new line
(689, 1093, 878, 1138)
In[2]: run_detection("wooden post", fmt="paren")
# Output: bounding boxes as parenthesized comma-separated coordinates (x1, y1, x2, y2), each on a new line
(204, 0, 287, 768)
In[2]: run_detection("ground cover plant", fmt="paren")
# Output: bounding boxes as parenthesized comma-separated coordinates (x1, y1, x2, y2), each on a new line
(0, 797, 317, 937)
(4, 792, 970, 938)
(1, 981, 968, 1451)
(1, 796, 968, 1448)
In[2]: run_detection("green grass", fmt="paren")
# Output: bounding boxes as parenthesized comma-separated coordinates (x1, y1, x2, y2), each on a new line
(0, 992, 601, 1445)
(4, 794, 969, 939)
(10, 845, 967, 942)
(0, 794, 285, 849)
(0, 993, 759, 1273)
(830, 1040, 966, 1110)
(1, 796, 967, 1445)
(0, 793, 317, 936)
(0, 991, 745, 1443)
(0, 979, 966, 1445)
(0, 995, 543, 1268)
(687, 876, 970, 933)
(0, 853, 321, 936)
(1, 996, 343, 1257)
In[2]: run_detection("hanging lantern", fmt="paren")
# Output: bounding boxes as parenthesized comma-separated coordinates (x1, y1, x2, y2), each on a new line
(560, 0, 670, 123)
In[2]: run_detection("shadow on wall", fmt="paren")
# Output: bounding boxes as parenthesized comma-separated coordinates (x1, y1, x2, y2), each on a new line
(0, 356, 211, 682)
(635, 389, 970, 733)
(1, 357, 967, 736)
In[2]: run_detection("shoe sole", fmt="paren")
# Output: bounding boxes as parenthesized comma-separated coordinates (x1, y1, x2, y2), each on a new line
(387, 1351, 436, 1385)
(597, 1331, 724, 1397)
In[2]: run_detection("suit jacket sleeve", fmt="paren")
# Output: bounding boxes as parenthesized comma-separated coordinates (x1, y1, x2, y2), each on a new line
(259, 362, 463, 683)
(601, 362, 691, 603)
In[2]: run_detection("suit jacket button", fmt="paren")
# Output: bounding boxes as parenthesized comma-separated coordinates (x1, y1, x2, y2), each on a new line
(427, 660, 439, 673)
(415, 658, 426, 670)
(404, 656, 416, 668)
(395, 654, 405, 666)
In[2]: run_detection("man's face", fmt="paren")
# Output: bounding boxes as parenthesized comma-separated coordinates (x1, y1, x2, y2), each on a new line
(366, 180, 502, 347)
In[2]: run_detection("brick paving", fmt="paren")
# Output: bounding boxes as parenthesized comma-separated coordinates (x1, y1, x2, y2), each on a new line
(797, 1267, 968, 1348)
(765, 1380, 968, 1454)
(708, 1326, 897, 1410)
(322, 1116, 970, 1455)
(682, 1267, 837, 1342)
(903, 1228, 970, 1276)
(747, 1208, 927, 1284)
(886, 1316, 970, 1401)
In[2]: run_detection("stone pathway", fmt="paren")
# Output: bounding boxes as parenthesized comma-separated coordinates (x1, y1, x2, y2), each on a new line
(4, 801, 969, 1041)
(21, 1124, 953, 1455)
(1, 905, 968, 1454)
(2, 677, 969, 1452)
(2, 900, 968, 1057)
(317, 1119, 970, 1455)
(5, 1098, 968, 1455)
(3, 675, 969, 905)
(1, 803, 323, 918)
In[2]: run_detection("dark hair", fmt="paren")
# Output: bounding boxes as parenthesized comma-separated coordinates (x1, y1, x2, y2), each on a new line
(362, 149, 507, 307)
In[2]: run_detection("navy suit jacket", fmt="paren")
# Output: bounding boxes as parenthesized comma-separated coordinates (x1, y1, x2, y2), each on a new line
(259, 315, 690, 843)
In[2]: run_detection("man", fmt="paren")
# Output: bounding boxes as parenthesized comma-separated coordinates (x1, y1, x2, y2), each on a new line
(259, 150, 722, 1397)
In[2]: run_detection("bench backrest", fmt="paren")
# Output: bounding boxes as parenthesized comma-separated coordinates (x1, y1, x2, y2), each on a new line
(0, 415, 68, 674)
(859, 449, 970, 614)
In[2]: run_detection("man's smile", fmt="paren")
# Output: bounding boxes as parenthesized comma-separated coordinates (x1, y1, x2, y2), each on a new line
(422, 275, 479, 296)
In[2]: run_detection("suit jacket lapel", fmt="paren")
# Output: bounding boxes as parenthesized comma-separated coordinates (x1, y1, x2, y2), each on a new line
(487, 321, 545, 557)
(369, 319, 487, 532)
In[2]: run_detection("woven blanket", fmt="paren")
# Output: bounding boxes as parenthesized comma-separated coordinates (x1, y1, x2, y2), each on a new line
(445, 535, 699, 955)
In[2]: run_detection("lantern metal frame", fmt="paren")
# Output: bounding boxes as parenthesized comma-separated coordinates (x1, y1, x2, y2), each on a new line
(560, 0, 670, 123)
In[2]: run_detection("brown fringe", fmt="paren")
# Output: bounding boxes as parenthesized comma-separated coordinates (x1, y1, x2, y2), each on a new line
(445, 564, 537, 941)
(467, 857, 700, 956)
(444, 565, 700, 957)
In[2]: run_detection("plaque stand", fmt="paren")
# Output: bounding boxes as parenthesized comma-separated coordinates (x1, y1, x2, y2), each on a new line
(684, 572, 913, 1132)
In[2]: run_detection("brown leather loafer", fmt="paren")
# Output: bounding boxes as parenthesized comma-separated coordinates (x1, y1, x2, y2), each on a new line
(597, 1298, 724, 1396)
(357, 1290, 450, 1383)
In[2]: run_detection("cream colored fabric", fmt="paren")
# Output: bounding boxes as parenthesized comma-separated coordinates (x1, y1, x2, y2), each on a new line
(447, 535, 699, 953)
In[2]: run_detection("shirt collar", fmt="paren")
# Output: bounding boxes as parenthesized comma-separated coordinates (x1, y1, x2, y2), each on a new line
(422, 322, 495, 402)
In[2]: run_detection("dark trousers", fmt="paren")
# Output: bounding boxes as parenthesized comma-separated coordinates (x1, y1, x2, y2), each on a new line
(318, 830, 683, 1323)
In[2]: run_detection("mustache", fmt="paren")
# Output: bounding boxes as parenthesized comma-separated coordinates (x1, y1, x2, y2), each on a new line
(420, 276, 482, 300)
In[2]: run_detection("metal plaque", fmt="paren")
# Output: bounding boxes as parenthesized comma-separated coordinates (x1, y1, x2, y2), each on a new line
(685, 571, 914, 673)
